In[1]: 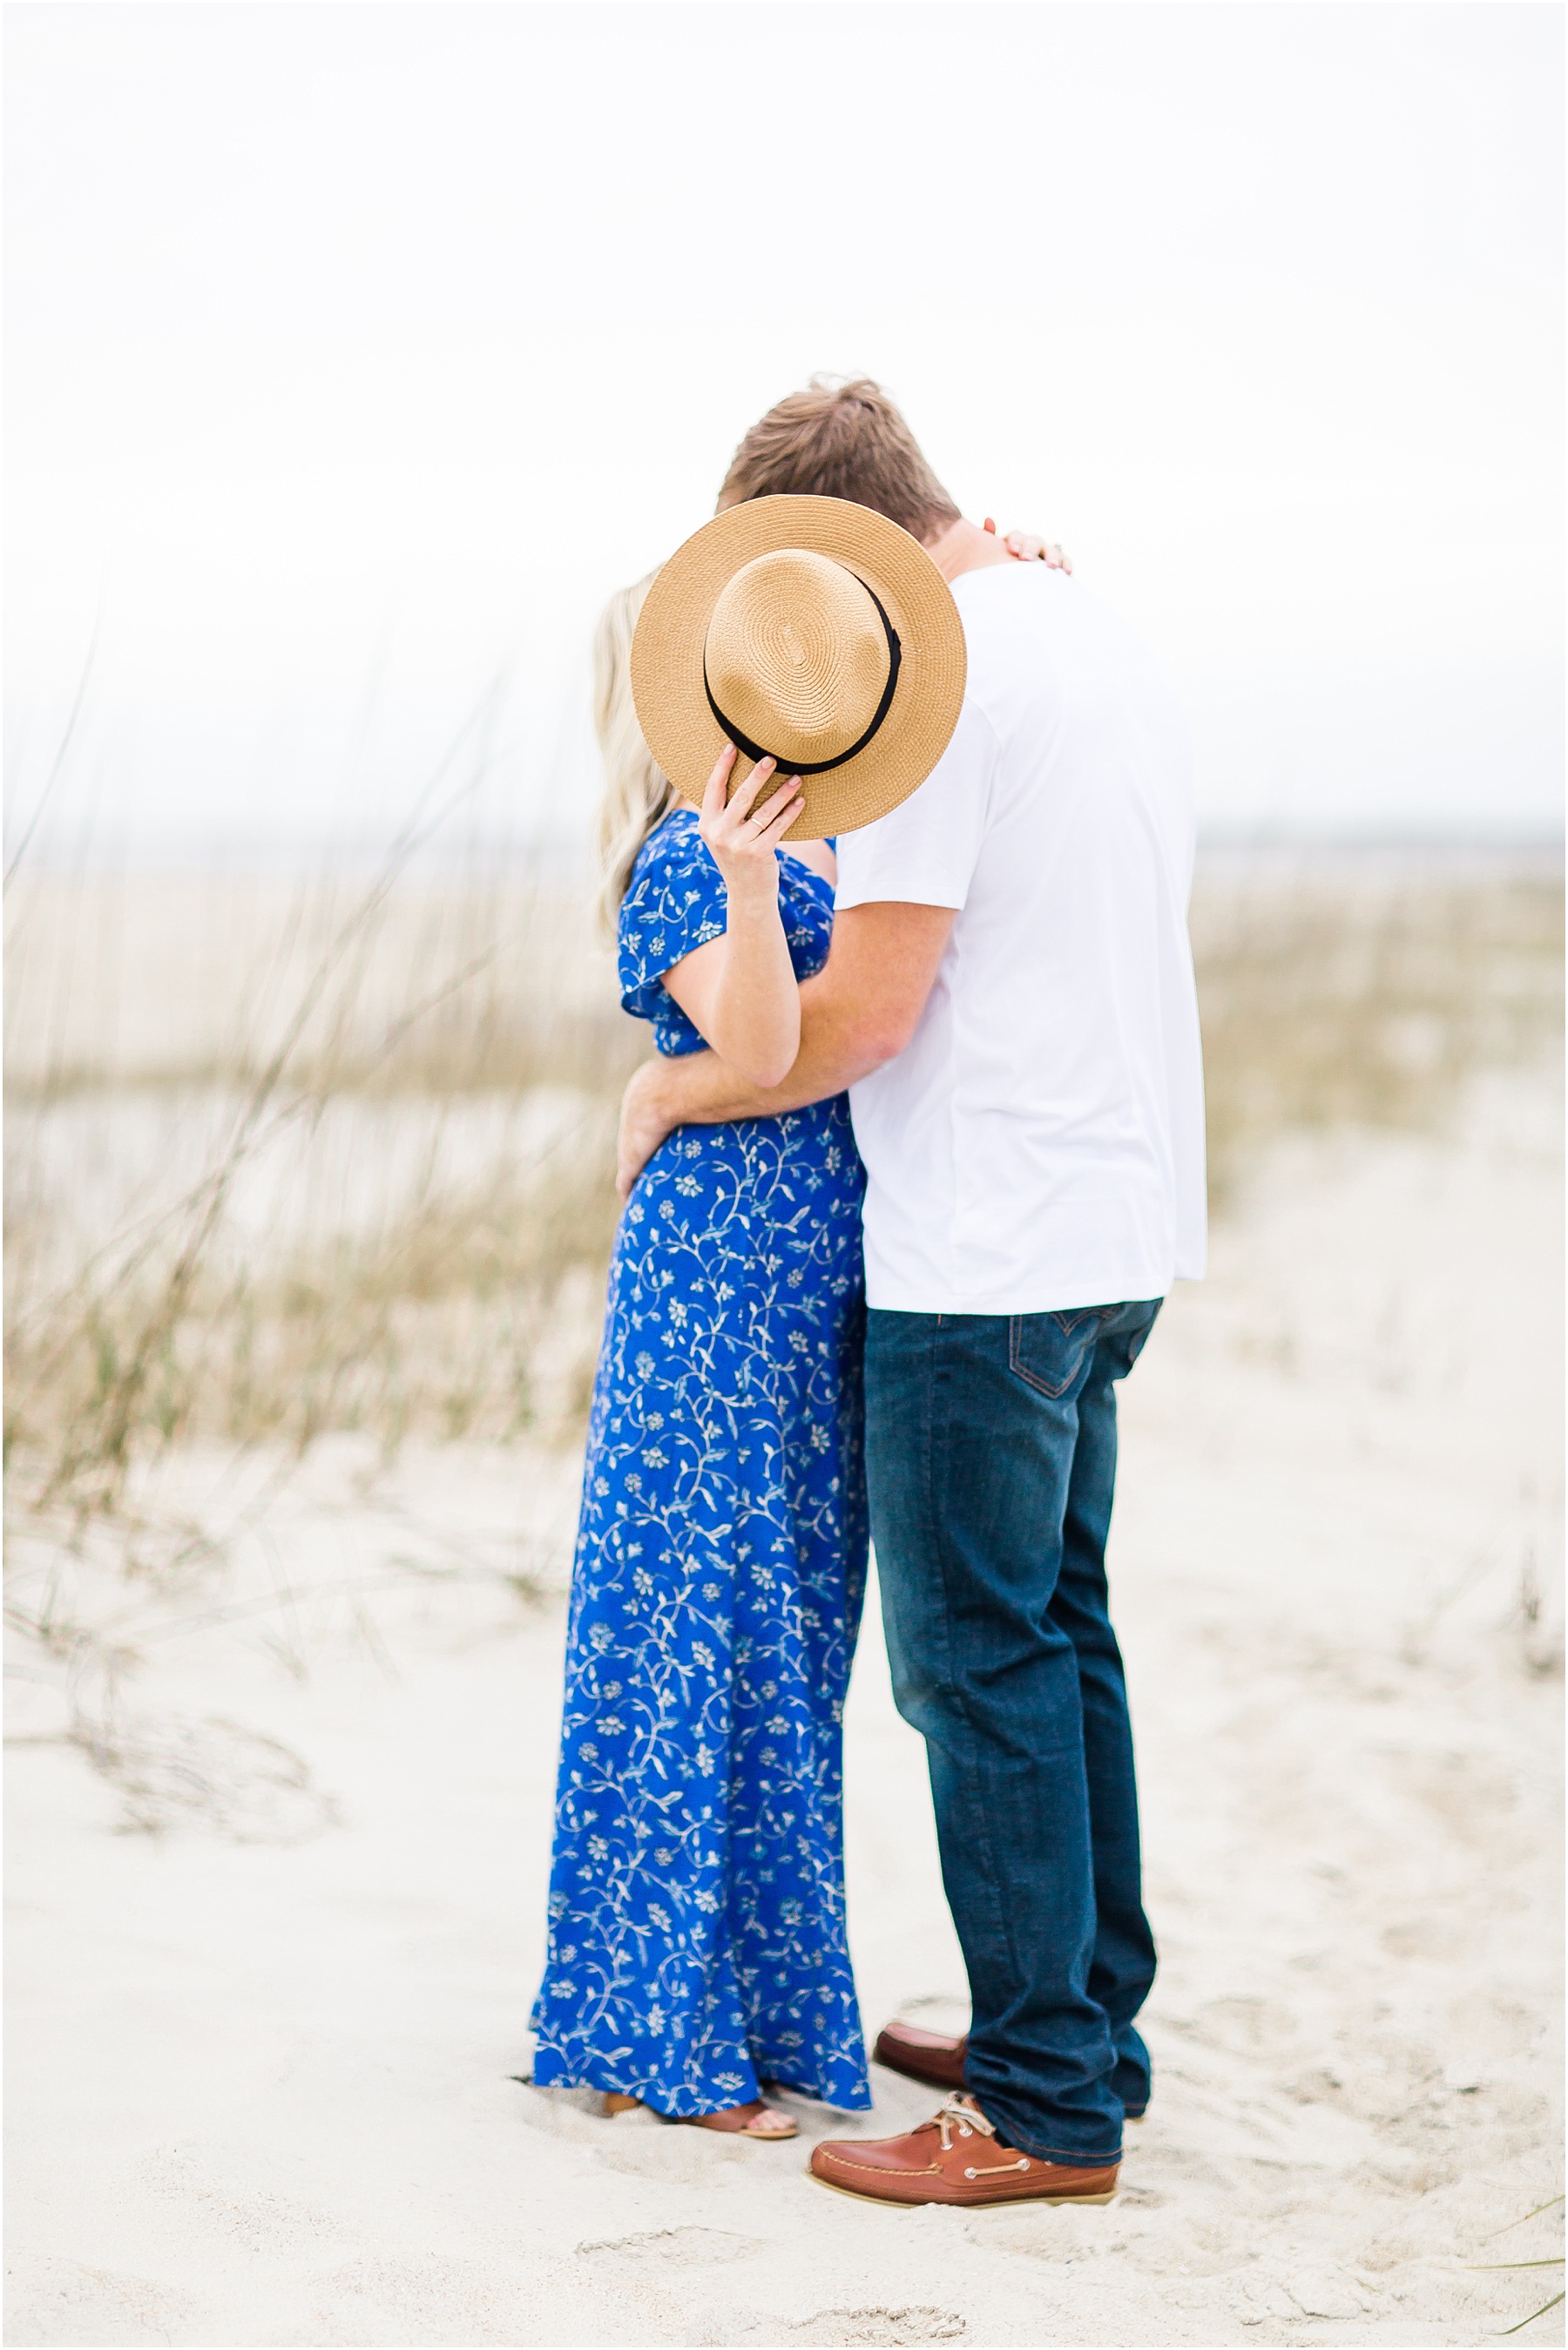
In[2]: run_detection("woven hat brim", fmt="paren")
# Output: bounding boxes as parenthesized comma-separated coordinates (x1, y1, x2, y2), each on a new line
(629, 495, 967, 841)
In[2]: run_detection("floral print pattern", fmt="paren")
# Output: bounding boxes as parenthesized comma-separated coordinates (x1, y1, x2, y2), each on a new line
(531, 811, 871, 2115)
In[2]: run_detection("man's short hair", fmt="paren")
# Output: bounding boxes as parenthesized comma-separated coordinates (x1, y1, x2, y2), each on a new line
(718, 376, 960, 545)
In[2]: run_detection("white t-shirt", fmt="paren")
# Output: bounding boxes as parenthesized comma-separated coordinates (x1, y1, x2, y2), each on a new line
(834, 561, 1206, 1315)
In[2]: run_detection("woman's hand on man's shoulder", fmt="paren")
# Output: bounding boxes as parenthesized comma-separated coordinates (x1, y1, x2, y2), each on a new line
(983, 519, 1071, 572)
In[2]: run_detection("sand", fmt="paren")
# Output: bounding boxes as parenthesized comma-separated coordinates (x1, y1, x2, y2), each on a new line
(5, 1067, 1562, 2348)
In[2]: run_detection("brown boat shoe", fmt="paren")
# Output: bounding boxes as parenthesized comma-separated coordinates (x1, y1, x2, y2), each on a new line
(872, 2021, 1147, 2120)
(808, 2093, 1119, 2210)
(873, 2018, 970, 2093)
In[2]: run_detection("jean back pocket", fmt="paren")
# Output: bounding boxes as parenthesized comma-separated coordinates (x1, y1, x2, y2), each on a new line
(1007, 1308, 1107, 1400)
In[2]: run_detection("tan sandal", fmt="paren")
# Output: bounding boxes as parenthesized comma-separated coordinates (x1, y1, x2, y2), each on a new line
(683, 2098, 798, 2139)
(602, 2090, 796, 2138)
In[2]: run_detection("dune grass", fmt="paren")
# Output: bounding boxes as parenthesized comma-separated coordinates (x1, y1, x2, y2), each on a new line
(3, 847, 1561, 1529)
(1193, 852, 1561, 1202)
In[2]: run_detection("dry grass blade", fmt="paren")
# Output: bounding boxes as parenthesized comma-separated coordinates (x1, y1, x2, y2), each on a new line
(3, 600, 101, 895)
(1497, 2291, 1565, 2336)
(1487, 2198, 1567, 2241)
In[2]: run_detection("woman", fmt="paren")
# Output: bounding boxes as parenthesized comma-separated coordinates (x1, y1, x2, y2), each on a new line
(532, 521, 1066, 2140)
(531, 575, 870, 2137)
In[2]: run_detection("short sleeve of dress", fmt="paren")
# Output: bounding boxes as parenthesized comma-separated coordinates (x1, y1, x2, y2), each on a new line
(618, 811, 726, 1027)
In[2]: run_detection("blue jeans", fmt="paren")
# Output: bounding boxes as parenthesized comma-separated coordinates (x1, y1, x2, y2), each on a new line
(864, 1300, 1161, 2166)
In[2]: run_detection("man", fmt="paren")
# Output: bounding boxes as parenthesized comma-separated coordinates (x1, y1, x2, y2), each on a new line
(616, 377, 1206, 2208)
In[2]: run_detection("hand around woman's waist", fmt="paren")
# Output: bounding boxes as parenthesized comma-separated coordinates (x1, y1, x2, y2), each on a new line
(618, 1055, 685, 1201)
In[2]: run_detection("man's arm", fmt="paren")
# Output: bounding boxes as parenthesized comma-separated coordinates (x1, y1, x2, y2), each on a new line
(616, 900, 954, 1198)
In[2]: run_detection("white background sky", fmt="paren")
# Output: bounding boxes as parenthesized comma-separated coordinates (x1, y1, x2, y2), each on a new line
(6, 1, 1564, 860)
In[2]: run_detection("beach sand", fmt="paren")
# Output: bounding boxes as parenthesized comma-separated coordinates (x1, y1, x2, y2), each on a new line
(5, 1066, 1562, 2348)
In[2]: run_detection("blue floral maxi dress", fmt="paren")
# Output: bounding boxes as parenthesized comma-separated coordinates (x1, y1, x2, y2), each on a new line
(531, 809, 872, 2116)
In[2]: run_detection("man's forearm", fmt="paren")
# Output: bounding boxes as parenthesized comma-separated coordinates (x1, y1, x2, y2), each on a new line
(618, 902, 954, 1196)
(651, 976, 880, 1126)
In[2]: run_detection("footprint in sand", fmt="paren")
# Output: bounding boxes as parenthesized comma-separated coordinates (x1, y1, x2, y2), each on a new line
(749, 2310, 967, 2347)
(577, 2225, 767, 2267)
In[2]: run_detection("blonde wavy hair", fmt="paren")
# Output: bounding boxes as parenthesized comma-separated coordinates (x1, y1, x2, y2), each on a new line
(593, 572, 676, 935)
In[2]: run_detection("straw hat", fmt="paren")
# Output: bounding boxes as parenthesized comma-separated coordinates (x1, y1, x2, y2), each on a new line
(629, 495, 967, 840)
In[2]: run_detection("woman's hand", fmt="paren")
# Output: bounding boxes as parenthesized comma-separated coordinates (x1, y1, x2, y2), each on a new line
(697, 745, 805, 897)
(659, 742, 806, 1093)
(983, 519, 1072, 573)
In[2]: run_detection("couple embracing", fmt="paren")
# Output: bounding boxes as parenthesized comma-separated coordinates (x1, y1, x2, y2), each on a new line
(530, 378, 1206, 2210)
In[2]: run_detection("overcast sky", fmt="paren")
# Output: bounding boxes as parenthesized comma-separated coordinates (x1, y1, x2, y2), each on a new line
(6, 1, 1563, 860)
